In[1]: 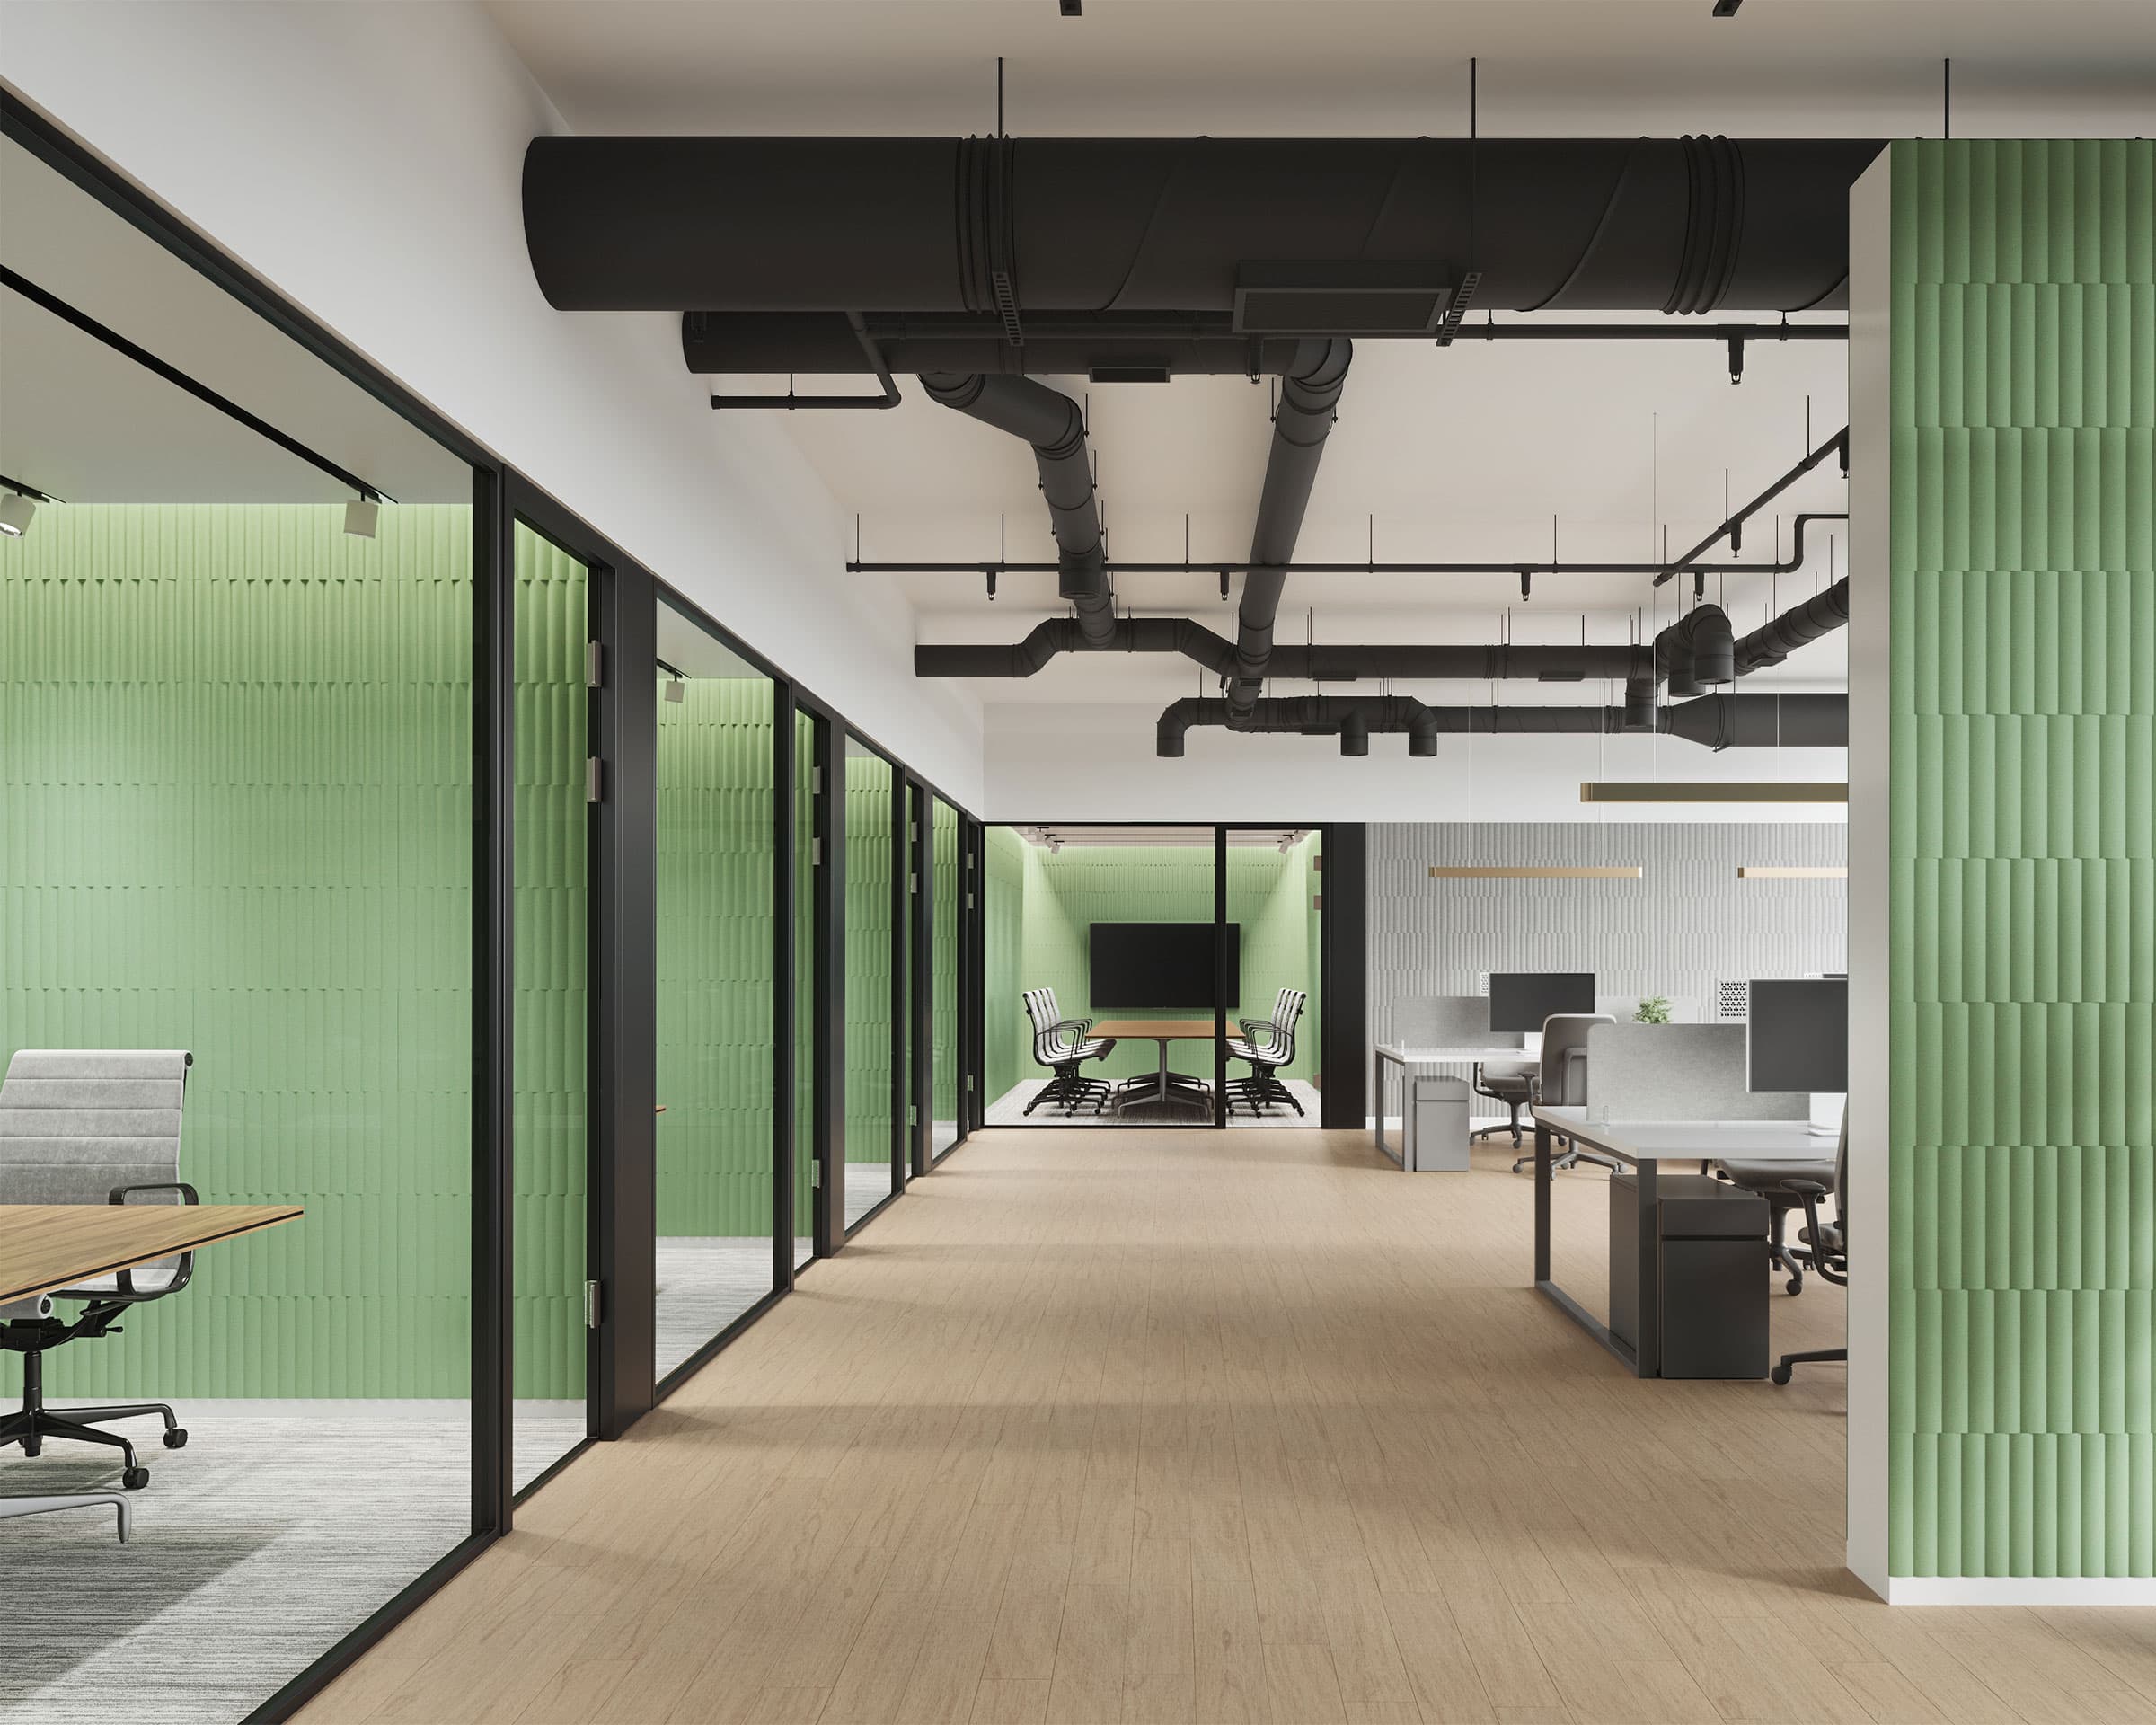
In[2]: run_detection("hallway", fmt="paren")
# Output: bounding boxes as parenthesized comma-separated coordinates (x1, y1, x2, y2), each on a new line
(304, 1128, 2155, 1725)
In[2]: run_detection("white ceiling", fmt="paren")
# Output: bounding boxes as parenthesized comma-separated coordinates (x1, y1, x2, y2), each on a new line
(0, 136, 471, 505)
(481, 0, 2145, 713)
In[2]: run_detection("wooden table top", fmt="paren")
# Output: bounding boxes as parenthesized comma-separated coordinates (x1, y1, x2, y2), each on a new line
(0, 1204, 304, 1306)
(1091, 1018, 1221, 1040)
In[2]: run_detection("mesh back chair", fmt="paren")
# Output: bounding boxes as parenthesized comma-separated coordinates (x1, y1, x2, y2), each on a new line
(1226, 988, 1305, 1117)
(1021, 989, 1118, 1116)
(1770, 1116, 1848, 1384)
(0, 1050, 199, 1490)
(1514, 1013, 1618, 1174)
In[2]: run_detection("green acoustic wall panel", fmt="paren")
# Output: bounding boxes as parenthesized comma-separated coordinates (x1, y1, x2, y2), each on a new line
(932, 799, 960, 1124)
(654, 676, 776, 1236)
(1890, 139, 2156, 1579)
(1, 504, 473, 1397)
(844, 753, 895, 1163)
(985, 825, 1026, 1099)
(1230, 838, 1320, 1081)
(512, 526, 587, 1400)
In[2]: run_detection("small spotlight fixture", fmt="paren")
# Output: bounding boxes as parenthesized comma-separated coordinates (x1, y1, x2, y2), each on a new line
(1711, 0, 1744, 15)
(665, 677, 686, 704)
(1059, 0, 1082, 13)
(342, 495, 380, 539)
(1727, 335, 1745, 384)
(0, 492, 38, 538)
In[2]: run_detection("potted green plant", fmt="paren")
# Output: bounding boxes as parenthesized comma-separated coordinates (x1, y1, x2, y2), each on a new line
(1633, 995, 1673, 1024)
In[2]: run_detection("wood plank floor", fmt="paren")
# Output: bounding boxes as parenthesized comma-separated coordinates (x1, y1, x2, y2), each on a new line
(302, 1128, 2156, 1725)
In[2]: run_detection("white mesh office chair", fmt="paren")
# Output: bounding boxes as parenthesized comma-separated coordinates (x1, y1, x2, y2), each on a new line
(1021, 989, 1118, 1115)
(0, 1050, 199, 1490)
(1226, 988, 1305, 1116)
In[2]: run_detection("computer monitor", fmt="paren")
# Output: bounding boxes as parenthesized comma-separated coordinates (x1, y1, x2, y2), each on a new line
(1488, 972, 1596, 1034)
(1746, 978, 1848, 1093)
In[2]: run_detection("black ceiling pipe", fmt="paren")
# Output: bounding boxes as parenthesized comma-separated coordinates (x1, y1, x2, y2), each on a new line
(528, 135, 1882, 318)
(913, 630, 1650, 683)
(918, 372, 1117, 648)
(1229, 338, 1352, 716)
(1734, 575, 1850, 671)
(1158, 694, 1440, 758)
(1156, 691, 1845, 756)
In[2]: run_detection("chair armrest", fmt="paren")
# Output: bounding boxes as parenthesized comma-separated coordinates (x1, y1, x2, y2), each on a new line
(108, 1183, 199, 1299)
(1780, 1180, 1847, 1287)
(110, 1182, 199, 1206)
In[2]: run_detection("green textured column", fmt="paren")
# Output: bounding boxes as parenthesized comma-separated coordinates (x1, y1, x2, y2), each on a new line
(844, 751, 895, 1163)
(1890, 138, 2155, 1579)
(985, 826, 1027, 1100)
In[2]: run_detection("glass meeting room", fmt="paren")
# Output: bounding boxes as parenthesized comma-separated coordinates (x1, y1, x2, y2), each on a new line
(981, 824, 1322, 1128)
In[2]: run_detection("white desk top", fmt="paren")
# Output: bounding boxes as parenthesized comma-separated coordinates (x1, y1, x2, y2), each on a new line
(1377, 1044, 1538, 1066)
(1533, 1105, 1827, 1163)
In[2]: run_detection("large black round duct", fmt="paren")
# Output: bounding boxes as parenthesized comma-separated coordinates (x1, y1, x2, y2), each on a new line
(526, 135, 1881, 320)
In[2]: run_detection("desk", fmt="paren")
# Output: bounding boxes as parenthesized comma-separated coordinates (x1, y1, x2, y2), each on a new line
(1531, 1105, 1822, 1377)
(1091, 1019, 1215, 1111)
(1373, 1044, 1538, 1167)
(0, 1204, 304, 1307)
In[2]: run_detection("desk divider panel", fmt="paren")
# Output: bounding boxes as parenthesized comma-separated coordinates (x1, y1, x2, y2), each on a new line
(1585, 1022, 1807, 1121)
(1391, 995, 1509, 1048)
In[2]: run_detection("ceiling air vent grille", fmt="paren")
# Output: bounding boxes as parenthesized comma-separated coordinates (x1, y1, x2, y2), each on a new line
(1233, 263, 1453, 335)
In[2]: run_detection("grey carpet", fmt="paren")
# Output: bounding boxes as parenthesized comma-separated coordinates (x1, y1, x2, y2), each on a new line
(2, 1399, 583, 1725)
(655, 1235, 800, 1379)
(985, 1080, 1322, 1128)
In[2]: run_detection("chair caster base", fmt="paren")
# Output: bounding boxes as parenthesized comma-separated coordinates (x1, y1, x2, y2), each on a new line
(1770, 1363, 1793, 1386)
(121, 1466, 150, 1490)
(164, 1429, 189, 1450)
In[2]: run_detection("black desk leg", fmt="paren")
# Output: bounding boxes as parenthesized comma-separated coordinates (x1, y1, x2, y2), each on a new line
(1634, 1156, 1660, 1378)
(1533, 1119, 1551, 1283)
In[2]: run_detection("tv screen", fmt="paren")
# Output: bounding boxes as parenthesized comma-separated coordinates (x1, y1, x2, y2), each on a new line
(1488, 971, 1596, 1033)
(1088, 923, 1240, 1010)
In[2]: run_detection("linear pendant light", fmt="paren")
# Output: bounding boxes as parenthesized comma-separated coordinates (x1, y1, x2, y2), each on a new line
(1736, 865, 1847, 878)
(1428, 864, 1642, 879)
(1578, 781, 1848, 803)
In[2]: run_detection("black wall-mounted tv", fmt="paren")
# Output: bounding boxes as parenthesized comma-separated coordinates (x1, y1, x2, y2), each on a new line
(1089, 923, 1240, 1010)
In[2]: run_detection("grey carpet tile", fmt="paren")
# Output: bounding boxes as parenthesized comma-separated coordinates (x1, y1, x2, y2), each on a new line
(2, 1399, 581, 1725)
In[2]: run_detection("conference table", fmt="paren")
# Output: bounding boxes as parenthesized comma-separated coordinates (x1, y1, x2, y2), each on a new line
(1089, 1018, 1217, 1111)
(1531, 1104, 1827, 1378)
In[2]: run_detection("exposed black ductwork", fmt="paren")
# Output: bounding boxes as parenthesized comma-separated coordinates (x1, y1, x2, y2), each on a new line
(1229, 339, 1352, 715)
(1653, 601, 1736, 696)
(918, 372, 1117, 648)
(526, 137, 1884, 382)
(1156, 691, 1847, 757)
(914, 632, 1654, 683)
(1734, 576, 1849, 671)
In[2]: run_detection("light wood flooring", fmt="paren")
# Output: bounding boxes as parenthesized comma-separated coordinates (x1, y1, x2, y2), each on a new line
(302, 1128, 2156, 1725)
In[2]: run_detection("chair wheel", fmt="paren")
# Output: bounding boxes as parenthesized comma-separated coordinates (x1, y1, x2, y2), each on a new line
(163, 1429, 189, 1449)
(121, 1466, 150, 1490)
(1770, 1364, 1793, 1386)
(1785, 1277, 1804, 1296)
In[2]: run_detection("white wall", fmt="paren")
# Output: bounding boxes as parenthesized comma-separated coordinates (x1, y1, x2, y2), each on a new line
(0, 0, 985, 807)
(985, 701, 1851, 824)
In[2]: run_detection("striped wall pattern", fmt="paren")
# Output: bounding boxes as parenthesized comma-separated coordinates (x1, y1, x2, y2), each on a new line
(1367, 823, 1847, 1046)
(511, 525, 587, 1400)
(1889, 139, 2155, 1579)
(1, 504, 473, 1397)
(932, 799, 960, 1122)
(985, 826, 1027, 1098)
(653, 676, 776, 1238)
(844, 753, 897, 1169)
(793, 711, 816, 1221)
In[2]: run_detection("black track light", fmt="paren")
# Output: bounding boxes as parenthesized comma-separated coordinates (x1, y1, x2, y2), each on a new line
(1059, 0, 1082, 13)
(1728, 335, 1745, 384)
(1712, 0, 1744, 15)
(985, 569, 998, 601)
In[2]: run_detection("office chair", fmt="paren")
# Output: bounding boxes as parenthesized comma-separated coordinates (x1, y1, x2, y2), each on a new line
(1021, 989, 1118, 1115)
(1514, 1013, 1618, 1174)
(1714, 1133, 1838, 1295)
(0, 1050, 198, 1491)
(1471, 1057, 1537, 1148)
(1770, 1116, 1848, 1384)
(1226, 988, 1305, 1116)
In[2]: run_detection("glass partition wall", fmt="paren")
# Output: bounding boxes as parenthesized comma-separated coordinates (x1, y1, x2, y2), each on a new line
(652, 597, 779, 1380)
(930, 797, 963, 1160)
(842, 738, 903, 1227)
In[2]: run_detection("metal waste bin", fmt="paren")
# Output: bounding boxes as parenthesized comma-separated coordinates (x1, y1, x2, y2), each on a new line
(1611, 1172, 1769, 1377)
(1408, 1076, 1470, 1171)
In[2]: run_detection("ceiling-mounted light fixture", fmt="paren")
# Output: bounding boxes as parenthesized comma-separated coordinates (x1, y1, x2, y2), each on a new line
(1712, 0, 1744, 14)
(0, 492, 38, 538)
(343, 495, 380, 539)
(1059, 0, 1082, 13)
(1727, 335, 1745, 384)
(1580, 781, 1847, 803)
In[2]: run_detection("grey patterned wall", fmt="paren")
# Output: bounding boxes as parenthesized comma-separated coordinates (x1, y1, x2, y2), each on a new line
(1367, 823, 1847, 1044)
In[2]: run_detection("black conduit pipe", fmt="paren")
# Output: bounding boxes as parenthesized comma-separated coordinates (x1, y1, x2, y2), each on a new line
(1734, 576, 1850, 671)
(919, 373, 1116, 648)
(1229, 338, 1352, 716)
(913, 632, 1649, 684)
(1156, 692, 1846, 756)
(913, 616, 1235, 679)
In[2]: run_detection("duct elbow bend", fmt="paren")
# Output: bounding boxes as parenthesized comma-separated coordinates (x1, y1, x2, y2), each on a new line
(1156, 698, 1205, 758)
(1690, 604, 1736, 685)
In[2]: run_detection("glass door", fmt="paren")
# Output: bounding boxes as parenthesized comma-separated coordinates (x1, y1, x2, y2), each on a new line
(1220, 827, 1322, 1129)
(841, 736, 903, 1225)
